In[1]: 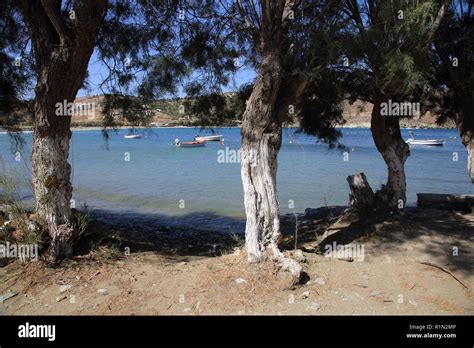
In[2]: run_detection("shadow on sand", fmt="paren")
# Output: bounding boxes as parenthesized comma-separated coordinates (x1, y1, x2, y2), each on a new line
(74, 207, 473, 276)
(310, 207, 473, 276)
(75, 209, 246, 260)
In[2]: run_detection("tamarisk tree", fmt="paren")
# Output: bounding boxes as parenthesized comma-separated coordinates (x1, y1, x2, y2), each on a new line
(139, 1, 337, 280)
(2, 0, 178, 261)
(195, 1, 340, 280)
(237, 1, 307, 278)
(0, 1, 31, 133)
(432, 0, 474, 182)
(338, 0, 448, 213)
(18, 0, 107, 260)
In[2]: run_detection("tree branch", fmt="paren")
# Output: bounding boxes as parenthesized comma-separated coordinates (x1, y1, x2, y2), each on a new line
(282, 0, 298, 23)
(40, 0, 74, 45)
(428, 1, 449, 43)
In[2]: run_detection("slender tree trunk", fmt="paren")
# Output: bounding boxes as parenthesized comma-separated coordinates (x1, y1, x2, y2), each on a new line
(370, 101, 411, 213)
(20, 0, 106, 260)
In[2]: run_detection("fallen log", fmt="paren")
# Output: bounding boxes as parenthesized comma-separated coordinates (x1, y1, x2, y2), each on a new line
(417, 193, 474, 212)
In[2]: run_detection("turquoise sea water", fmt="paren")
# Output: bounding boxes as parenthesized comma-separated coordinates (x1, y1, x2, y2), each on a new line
(0, 127, 472, 232)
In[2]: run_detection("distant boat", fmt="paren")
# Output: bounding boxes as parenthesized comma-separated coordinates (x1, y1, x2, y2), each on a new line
(124, 134, 143, 139)
(174, 139, 205, 148)
(194, 135, 222, 142)
(406, 131, 444, 146)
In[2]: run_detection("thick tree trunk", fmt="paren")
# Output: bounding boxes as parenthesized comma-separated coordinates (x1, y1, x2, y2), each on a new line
(32, 90, 75, 259)
(434, 36, 474, 183)
(238, 0, 307, 283)
(465, 138, 474, 183)
(370, 101, 410, 213)
(240, 51, 307, 283)
(456, 116, 474, 183)
(20, 0, 106, 261)
(241, 54, 308, 283)
(241, 52, 284, 263)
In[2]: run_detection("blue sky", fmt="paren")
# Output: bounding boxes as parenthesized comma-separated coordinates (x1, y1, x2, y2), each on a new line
(77, 50, 256, 98)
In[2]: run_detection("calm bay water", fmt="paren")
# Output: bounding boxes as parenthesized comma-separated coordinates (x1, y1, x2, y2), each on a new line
(0, 127, 472, 232)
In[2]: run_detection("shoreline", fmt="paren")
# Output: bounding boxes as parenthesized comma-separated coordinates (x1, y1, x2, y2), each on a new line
(0, 124, 458, 133)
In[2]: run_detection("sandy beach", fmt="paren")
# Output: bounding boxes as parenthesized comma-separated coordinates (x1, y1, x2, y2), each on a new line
(1, 206, 472, 315)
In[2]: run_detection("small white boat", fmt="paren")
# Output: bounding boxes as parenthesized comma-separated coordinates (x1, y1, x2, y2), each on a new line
(406, 131, 444, 146)
(194, 135, 223, 142)
(124, 134, 143, 139)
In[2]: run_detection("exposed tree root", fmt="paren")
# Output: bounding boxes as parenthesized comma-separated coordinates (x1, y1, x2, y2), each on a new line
(270, 245, 306, 286)
(418, 261, 469, 290)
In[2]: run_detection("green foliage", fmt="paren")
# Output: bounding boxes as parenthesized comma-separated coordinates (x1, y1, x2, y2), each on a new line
(298, 69, 346, 148)
(94, 244, 122, 261)
(100, 94, 155, 140)
(339, 0, 445, 105)
(0, 172, 46, 248)
(380, 51, 431, 101)
(296, 1, 349, 145)
(183, 85, 251, 127)
(431, 0, 473, 131)
(75, 205, 92, 240)
(0, 175, 18, 207)
(145, 83, 251, 127)
(0, 0, 32, 131)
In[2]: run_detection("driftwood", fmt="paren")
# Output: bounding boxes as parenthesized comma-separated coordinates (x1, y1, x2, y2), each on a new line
(347, 173, 375, 215)
(417, 193, 474, 212)
(418, 261, 469, 290)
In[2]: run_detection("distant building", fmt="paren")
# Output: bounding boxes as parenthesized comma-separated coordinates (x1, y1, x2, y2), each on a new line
(71, 95, 105, 122)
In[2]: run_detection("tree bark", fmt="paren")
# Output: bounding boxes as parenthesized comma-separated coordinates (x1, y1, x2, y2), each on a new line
(239, 0, 307, 283)
(20, 0, 107, 260)
(347, 173, 375, 216)
(32, 86, 75, 259)
(241, 51, 284, 263)
(465, 136, 474, 183)
(370, 101, 411, 213)
(455, 111, 474, 183)
(434, 37, 474, 183)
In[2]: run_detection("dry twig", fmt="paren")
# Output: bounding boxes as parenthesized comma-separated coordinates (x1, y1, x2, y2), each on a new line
(418, 261, 468, 290)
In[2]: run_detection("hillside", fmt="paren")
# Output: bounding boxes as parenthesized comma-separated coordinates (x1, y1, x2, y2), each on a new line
(6, 95, 455, 129)
(341, 100, 455, 128)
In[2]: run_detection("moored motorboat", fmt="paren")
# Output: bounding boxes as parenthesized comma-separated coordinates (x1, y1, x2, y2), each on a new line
(124, 134, 143, 139)
(174, 139, 205, 148)
(194, 134, 223, 142)
(406, 131, 444, 146)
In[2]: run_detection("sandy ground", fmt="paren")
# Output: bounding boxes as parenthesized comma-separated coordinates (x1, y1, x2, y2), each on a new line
(0, 208, 472, 315)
